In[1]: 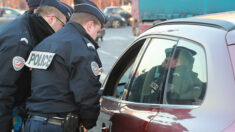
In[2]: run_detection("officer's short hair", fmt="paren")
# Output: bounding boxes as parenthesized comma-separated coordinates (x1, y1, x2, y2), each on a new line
(70, 12, 100, 26)
(37, 6, 64, 20)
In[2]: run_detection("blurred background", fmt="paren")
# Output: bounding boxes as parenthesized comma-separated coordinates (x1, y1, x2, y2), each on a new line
(0, 0, 131, 10)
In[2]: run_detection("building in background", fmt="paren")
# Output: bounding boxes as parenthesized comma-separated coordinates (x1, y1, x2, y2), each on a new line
(0, 0, 131, 10)
(0, 0, 27, 9)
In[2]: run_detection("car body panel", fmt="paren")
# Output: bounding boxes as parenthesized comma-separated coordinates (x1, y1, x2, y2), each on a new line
(118, 103, 159, 132)
(222, 121, 235, 132)
(140, 24, 235, 131)
(100, 97, 122, 131)
(101, 97, 160, 132)
(226, 30, 235, 45)
(228, 45, 235, 79)
(147, 108, 195, 132)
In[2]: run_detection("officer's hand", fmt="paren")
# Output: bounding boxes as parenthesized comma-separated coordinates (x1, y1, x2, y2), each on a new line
(83, 127, 88, 132)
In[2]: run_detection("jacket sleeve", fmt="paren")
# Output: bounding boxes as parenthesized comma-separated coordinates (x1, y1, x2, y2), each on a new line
(0, 42, 32, 132)
(69, 55, 101, 129)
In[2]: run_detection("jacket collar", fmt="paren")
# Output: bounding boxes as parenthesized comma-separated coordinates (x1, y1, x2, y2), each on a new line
(68, 21, 99, 49)
(28, 13, 55, 46)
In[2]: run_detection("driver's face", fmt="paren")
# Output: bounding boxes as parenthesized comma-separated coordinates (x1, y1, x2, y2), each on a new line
(162, 57, 179, 69)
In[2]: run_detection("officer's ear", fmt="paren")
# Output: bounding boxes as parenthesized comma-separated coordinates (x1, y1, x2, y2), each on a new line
(44, 14, 57, 25)
(86, 21, 95, 33)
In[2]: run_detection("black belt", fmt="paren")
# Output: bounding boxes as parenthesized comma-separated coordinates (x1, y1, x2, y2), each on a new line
(30, 115, 64, 126)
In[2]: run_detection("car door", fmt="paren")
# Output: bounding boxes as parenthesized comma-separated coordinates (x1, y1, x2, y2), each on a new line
(100, 35, 179, 132)
(146, 39, 207, 132)
(100, 38, 147, 132)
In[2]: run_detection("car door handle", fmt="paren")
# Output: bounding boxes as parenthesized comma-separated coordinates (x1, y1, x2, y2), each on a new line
(102, 123, 109, 132)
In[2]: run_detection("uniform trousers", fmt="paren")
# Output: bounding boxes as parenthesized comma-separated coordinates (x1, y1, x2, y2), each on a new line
(24, 119, 63, 132)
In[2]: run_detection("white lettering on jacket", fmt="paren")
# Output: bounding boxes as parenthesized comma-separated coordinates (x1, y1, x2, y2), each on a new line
(25, 51, 55, 69)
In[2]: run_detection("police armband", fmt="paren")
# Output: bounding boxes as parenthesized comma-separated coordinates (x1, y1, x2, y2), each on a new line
(25, 51, 55, 69)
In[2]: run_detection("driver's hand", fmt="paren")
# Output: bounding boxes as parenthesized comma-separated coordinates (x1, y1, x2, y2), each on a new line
(80, 124, 88, 132)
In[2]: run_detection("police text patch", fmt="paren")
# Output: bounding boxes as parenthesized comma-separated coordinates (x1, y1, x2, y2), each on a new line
(25, 51, 55, 69)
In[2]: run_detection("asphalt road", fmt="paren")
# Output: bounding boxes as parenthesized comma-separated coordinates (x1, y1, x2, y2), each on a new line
(89, 26, 136, 132)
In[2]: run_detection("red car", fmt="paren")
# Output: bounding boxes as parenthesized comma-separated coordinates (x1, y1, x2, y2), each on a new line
(97, 11, 235, 132)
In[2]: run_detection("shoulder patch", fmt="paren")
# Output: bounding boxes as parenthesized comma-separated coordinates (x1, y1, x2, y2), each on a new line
(20, 38, 29, 44)
(25, 51, 55, 70)
(91, 61, 102, 76)
(87, 43, 95, 49)
(12, 56, 25, 71)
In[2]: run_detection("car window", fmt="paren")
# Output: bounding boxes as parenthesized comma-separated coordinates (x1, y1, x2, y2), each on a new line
(164, 39, 207, 105)
(127, 38, 177, 104)
(103, 8, 108, 14)
(5, 9, 13, 15)
(102, 39, 147, 98)
(116, 8, 124, 14)
(104, 8, 112, 15)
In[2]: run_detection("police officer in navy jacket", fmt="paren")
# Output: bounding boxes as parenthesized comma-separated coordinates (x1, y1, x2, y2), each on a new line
(26, 0, 41, 14)
(0, 0, 73, 131)
(24, 0, 106, 131)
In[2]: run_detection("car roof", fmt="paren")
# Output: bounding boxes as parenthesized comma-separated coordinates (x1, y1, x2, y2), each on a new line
(153, 11, 235, 31)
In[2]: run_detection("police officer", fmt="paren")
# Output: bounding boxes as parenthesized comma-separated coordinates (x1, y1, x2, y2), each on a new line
(24, 0, 105, 131)
(0, 0, 73, 132)
(26, 0, 41, 14)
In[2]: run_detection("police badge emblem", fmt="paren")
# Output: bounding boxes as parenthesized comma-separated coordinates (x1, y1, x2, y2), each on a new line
(91, 61, 102, 76)
(12, 56, 25, 71)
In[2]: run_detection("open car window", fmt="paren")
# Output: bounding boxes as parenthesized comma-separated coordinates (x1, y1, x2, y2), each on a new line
(102, 39, 147, 99)
(115, 64, 133, 98)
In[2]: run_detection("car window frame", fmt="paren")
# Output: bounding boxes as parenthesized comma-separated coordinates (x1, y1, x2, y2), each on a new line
(102, 34, 208, 110)
(102, 35, 178, 101)
(132, 37, 208, 108)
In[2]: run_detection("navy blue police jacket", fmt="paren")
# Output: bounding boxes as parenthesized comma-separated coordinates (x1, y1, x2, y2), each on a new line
(26, 22, 102, 129)
(0, 14, 54, 132)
